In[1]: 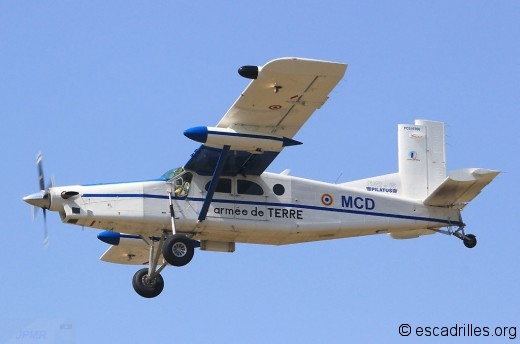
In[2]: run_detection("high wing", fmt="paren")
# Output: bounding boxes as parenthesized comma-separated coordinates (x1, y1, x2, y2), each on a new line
(184, 57, 347, 176)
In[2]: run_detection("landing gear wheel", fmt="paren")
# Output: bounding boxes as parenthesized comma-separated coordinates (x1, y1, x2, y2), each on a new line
(132, 268, 164, 298)
(162, 234, 194, 267)
(463, 234, 477, 249)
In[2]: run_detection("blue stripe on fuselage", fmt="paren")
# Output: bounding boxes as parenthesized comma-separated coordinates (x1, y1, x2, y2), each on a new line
(80, 193, 462, 226)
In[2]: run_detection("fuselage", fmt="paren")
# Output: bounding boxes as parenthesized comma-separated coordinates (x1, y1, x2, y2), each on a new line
(46, 170, 461, 245)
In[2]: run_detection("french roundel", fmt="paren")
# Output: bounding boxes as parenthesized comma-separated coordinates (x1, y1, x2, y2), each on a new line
(321, 193, 333, 206)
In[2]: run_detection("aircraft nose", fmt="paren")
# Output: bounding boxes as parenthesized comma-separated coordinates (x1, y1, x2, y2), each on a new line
(23, 191, 50, 209)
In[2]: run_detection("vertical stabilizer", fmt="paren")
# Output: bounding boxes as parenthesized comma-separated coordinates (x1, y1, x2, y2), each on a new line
(398, 120, 446, 199)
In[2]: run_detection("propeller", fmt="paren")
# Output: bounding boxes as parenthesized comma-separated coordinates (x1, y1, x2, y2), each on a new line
(23, 152, 53, 247)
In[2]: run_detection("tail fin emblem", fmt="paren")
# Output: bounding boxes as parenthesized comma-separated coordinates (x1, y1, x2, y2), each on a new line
(408, 151, 419, 161)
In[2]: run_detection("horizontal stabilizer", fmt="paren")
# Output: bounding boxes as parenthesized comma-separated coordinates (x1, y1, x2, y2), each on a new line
(423, 168, 500, 208)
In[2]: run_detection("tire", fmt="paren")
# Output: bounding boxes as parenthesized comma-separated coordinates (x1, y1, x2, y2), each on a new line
(162, 234, 195, 267)
(132, 268, 164, 298)
(463, 234, 477, 249)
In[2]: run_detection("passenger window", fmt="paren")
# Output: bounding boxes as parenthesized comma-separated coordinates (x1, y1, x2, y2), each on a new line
(204, 178, 232, 193)
(237, 180, 264, 196)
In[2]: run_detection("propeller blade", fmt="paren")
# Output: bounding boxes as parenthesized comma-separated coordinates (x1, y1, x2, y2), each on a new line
(43, 209, 49, 248)
(37, 152, 45, 191)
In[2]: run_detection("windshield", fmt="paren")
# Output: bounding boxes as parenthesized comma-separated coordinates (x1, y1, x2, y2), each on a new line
(160, 167, 184, 181)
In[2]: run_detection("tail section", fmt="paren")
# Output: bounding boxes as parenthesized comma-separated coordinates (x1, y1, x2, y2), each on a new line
(341, 119, 498, 242)
(398, 120, 499, 206)
(342, 119, 499, 208)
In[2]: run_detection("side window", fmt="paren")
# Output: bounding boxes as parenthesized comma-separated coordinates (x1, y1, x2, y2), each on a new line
(204, 178, 232, 193)
(237, 180, 264, 196)
(273, 184, 285, 196)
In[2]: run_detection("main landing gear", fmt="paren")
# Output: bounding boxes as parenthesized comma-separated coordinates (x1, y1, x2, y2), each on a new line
(163, 234, 195, 267)
(132, 186, 198, 298)
(131, 233, 197, 298)
(133, 267, 164, 298)
(432, 225, 477, 249)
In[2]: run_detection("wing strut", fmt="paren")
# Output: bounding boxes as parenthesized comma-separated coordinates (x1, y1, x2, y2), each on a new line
(198, 145, 230, 221)
(167, 190, 176, 234)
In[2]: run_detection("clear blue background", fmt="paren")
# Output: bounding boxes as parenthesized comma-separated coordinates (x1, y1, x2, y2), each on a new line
(1, 1, 518, 343)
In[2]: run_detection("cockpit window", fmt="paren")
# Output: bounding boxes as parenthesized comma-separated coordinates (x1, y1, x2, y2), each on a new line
(204, 178, 232, 193)
(161, 168, 192, 197)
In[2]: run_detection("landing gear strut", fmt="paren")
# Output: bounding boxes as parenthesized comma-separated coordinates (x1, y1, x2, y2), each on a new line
(432, 225, 477, 249)
(132, 233, 168, 298)
(162, 188, 195, 266)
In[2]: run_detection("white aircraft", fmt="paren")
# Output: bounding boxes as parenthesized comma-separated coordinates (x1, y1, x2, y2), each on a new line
(24, 58, 499, 298)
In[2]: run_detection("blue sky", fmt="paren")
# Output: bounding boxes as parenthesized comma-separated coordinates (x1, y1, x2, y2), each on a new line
(1, 1, 518, 343)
